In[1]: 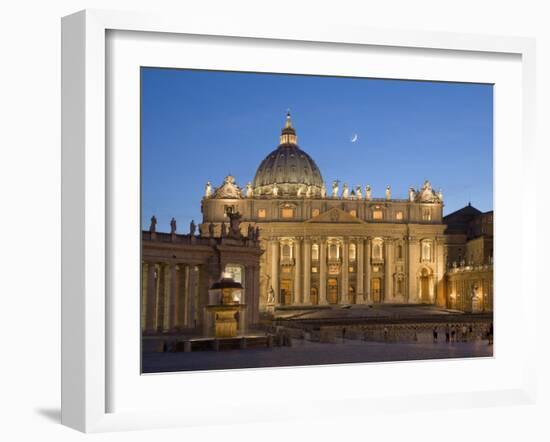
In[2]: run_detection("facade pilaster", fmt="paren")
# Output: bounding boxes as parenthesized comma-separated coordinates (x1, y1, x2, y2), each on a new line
(356, 239, 364, 303)
(293, 238, 302, 304)
(341, 239, 349, 304)
(271, 238, 280, 304)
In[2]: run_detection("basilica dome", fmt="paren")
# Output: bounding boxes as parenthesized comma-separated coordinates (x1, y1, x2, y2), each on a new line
(253, 113, 324, 197)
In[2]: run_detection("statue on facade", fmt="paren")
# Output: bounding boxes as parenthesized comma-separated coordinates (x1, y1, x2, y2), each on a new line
(342, 183, 349, 199)
(321, 183, 327, 198)
(331, 180, 339, 198)
(437, 189, 443, 201)
(385, 185, 391, 200)
(220, 222, 227, 238)
(255, 226, 260, 240)
(247, 223, 254, 240)
(170, 217, 177, 234)
(409, 187, 416, 202)
(306, 185, 312, 198)
(149, 215, 157, 233)
(228, 212, 243, 239)
(297, 186, 304, 197)
(365, 185, 371, 200)
(189, 219, 196, 236)
(272, 183, 279, 197)
(205, 181, 212, 198)
(355, 185, 362, 199)
(267, 287, 275, 304)
(246, 182, 253, 198)
(208, 222, 215, 237)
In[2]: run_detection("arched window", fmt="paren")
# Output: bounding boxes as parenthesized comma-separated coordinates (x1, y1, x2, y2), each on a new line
(311, 243, 319, 261)
(349, 243, 356, 261)
(372, 241, 383, 260)
(329, 243, 339, 259)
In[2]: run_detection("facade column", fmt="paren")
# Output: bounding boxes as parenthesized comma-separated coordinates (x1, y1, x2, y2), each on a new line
(319, 239, 327, 304)
(408, 238, 419, 303)
(357, 239, 364, 304)
(293, 238, 302, 305)
(303, 239, 311, 304)
(384, 240, 392, 302)
(341, 240, 349, 304)
(271, 239, 280, 304)
(365, 237, 371, 303)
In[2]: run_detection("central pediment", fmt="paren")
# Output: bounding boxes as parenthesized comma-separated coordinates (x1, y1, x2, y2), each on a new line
(306, 207, 366, 224)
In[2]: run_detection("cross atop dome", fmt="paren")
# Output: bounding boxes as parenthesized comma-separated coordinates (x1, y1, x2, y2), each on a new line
(280, 110, 297, 145)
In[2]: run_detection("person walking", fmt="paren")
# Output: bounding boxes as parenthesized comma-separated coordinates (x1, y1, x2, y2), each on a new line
(450, 325, 456, 343)
(461, 324, 467, 342)
(432, 326, 438, 343)
(383, 326, 388, 341)
(445, 324, 450, 343)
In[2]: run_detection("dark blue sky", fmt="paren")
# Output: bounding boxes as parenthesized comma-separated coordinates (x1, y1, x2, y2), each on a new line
(141, 68, 493, 232)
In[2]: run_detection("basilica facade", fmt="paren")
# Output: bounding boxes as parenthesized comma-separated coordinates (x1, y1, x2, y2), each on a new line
(199, 113, 449, 310)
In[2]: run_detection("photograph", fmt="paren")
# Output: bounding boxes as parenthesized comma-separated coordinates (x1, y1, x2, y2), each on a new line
(140, 68, 494, 373)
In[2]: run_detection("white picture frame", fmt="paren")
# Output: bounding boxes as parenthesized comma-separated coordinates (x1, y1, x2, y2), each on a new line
(61, 9, 537, 433)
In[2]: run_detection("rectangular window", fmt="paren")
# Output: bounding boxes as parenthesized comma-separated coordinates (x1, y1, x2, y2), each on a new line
(422, 208, 432, 221)
(257, 208, 266, 218)
(395, 211, 404, 220)
(311, 266, 318, 273)
(373, 210, 383, 220)
(349, 209, 357, 217)
(281, 208, 294, 218)
(312, 208, 320, 217)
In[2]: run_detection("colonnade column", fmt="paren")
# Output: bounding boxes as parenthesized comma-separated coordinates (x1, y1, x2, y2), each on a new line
(319, 239, 327, 304)
(408, 237, 419, 303)
(357, 240, 364, 304)
(365, 237, 371, 303)
(341, 240, 349, 304)
(187, 265, 197, 328)
(155, 263, 166, 331)
(145, 262, 156, 332)
(167, 263, 178, 331)
(303, 239, 311, 305)
(293, 238, 302, 305)
(271, 239, 280, 304)
(384, 239, 392, 302)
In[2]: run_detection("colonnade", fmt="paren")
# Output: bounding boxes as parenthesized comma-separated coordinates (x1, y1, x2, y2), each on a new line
(141, 261, 200, 332)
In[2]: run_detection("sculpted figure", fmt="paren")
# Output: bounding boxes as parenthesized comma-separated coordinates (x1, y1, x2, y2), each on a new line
(246, 182, 253, 198)
(365, 185, 371, 201)
(221, 222, 227, 238)
(247, 224, 254, 239)
(385, 185, 391, 200)
(321, 183, 327, 198)
(342, 183, 349, 199)
(437, 189, 443, 201)
(189, 219, 196, 236)
(170, 217, 177, 234)
(208, 222, 215, 237)
(331, 180, 339, 198)
(272, 183, 279, 197)
(255, 226, 260, 240)
(228, 212, 242, 238)
(205, 181, 212, 198)
(267, 287, 275, 304)
(297, 186, 303, 197)
(355, 185, 362, 199)
(306, 185, 312, 198)
(409, 187, 416, 202)
(149, 215, 157, 233)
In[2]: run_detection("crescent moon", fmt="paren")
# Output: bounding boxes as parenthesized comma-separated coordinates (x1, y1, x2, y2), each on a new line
(351, 134, 358, 143)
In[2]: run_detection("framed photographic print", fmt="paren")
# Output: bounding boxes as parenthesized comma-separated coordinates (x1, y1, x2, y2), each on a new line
(61, 9, 537, 433)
